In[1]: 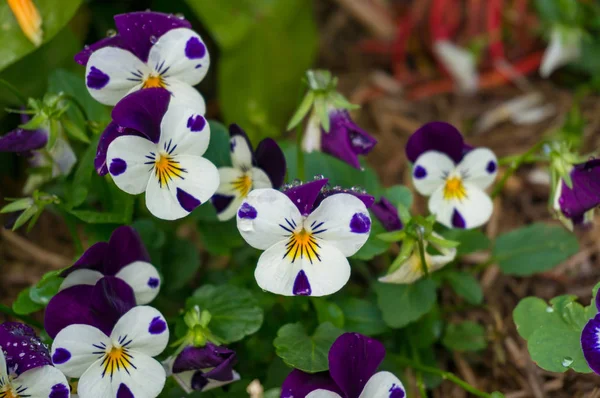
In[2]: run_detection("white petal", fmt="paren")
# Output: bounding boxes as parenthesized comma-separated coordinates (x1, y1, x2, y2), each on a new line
(358, 371, 406, 398)
(159, 104, 210, 157)
(307, 390, 343, 398)
(148, 28, 210, 86)
(86, 47, 150, 106)
(251, 167, 272, 189)
(0, 350, 7, 379)
(306, 194, 371, 257)
(428, 184, 493, 229)
(412, 151, 455, 195)
(145, 155, 219, 220)
(237, 188, 302, 250)
(255, 239, 351, 297)
(434, 40, 478, 94)
(14, 366, 70, 397)
(457, 148, 497, 190)
(540, 28, 581, 77)
(60, 269, 103, 291)
(163, 79, 207, 114)
(106, 135, 156, 195)
(302, 112, 322, 153)
(230, 134, 253, 170)
(78, 353, 165, 398)
(216, 196, 244, 222)
(110, 306, 169, 357)
(115, 261, 161, 305)
(52, 325, 110, 378)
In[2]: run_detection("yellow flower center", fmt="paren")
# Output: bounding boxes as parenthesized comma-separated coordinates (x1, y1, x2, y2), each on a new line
(143, 74, 165, 89)
(101, 346, 135, 378)
(285, 228, 321, 264)
(443, 176, 467, 201)
(0, 385, 18, 398)
(231, 174, 253, 198)
(154, 153, 185, 188)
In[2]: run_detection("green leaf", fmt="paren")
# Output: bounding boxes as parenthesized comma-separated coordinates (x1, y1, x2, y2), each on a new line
(441, 228, 491, 255)
(337, 298, 388, 336)
(375, 279, 437, 328)
(287, 91, 314, 131)
(493, 223, 579, 275)
(197, 220, 245, 255)
(1, 198, 33, 213)
(61, 118, 89, 144)
(68, 135, 99, 207)
(404, 305, 443, 348)
(187, 285, 264, 344)
(383, 185, 413, 208)
(0, 0, 82, 72)
(162, 237, 201, 292)
(204, 120, 231, 168)
(311, 298, 345, 329)
(12, 205, 38, 230)
(444, 271, 483, 305)
(131, 218, 165, 266)
(274, 322, 343, 373)
(12, 288, 43, 315)
(29, 270, 63, 305)
(352, 217, 390, 260)
(442, 321, 487, 352)
(19, 113, 47, 130)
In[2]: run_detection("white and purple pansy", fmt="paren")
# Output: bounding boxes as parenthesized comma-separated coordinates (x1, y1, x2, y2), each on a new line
(75, 11, 209, 110)
(582, 293, 600, 374)
(281, 332, 405, 398)
(303, 109, 377, 170)
(170, 343, 240, 393)
(0, 322, 70, 398)
(51, 306, 169, 398)
(406, 122, 498, 229)
(553, 159, 600, 229)
(59, 226, 161, 306)
(211, 124, 286, 221)
(101, 88, 219, 220)
(236, 178, 372, 297)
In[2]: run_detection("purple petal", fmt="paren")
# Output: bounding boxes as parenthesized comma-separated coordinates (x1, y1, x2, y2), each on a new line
(284, 179, 329, 216)
(0, 322, 51, 374)
(173, 343, 237, 382)
(229, 123, 255, 160)
(558, 159, 600, 223)
(371, 198, 403, 232)
(104, 226, 151, 275)
(405, 122, 465, 164)
(114, 12, 192, 62)
(281, 369, 342, 398)
(328, 332, 386, 398)
(111, 88, 170, 144)
(315, 187, 375, 209)
(0, 128, 47, 153)
(61, 242, 109, 277)
(90, 277, 136, 334)
(255, 138, 286, 189)
(95, 122, 133, 176)
(211, 194, 235, 214)
(74, 36, 125, 66)
(582, 315, 600, 374)
(321, 110, 376, 169)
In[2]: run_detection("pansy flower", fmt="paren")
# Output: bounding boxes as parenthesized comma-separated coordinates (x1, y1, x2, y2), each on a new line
(59, 226, 161, 305)
(0, 322, 70, 398)
(236, 178, 371, 296)
(303, 109, 377, 169)
(582, 292, 600, 374)
(51, 306, 169, 398)
(75, 11, 209, 110)
(170, 343, 240, 393)
(281, 332, 405, 398)
(211, 124, 286, 221)
(552, 159, 600, 229)
(100, 88, 219, 220)
(371, 197, 403, 232)
(407, 122, 498, 229)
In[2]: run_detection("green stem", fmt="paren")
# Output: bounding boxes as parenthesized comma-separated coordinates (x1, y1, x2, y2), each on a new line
(409, 341, 427, 397)
(393, 355, 494, 398)
(491, 141, 546, 198)
(296, 124, 306, 181)
(0, 304, 43, 329)
(0, 79, 27, 104)
(415, 228, 429, 278)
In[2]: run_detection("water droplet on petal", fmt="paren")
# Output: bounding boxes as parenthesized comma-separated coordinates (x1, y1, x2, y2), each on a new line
(292, 179, 302, 186)
(546, 306, 554, 313)
(562, 356, 573, 367)
(106, 29, 117, 38)
(83, 44, 90, 50)
(175, 13, 185, 19)
(149, 35, 158, 44)
(313, 174, 324, 180)
(238, 220, 254, 232)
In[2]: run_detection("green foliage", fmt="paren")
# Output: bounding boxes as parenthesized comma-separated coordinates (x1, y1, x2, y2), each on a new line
(312, 298, 345, 329)
(12, 288, 43, 315)
(441, 229, 490, 256)
(29, 270, 63, 305)
(187, 284, 264, 344)
(442, 321, 487, 352)
(274, 322, 343, 373)
(337, 297, 388, 336)
(375, 279, 437, 329)
(493, 223, 579, 275)
(162, 237, 201, 292)
(443, 271, 484, 305)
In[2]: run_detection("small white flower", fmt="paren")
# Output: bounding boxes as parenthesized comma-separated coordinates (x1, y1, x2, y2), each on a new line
(434, 40, 478, 94)
(540, 27, 581, 78)
(412, 148, 498, 229)
(51, 306, 169, 398)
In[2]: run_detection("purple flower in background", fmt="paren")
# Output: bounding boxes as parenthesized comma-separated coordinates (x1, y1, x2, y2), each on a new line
(171, 343, 240, 393)
(281, 333, 405, 398)
(236, 179, 371, 296)
(303, 109, 377, 169)
(59, 226, 161, 305)
(75, 11, 209, 110)
(211, 124, 286, 221)
(371, 197, 403, 232)
(553, 159, 600, 229)
(51, 306, 169, 398)
(582, 293, 600, 374)
(407, 122, 497, 229)
(0, 322, 69, 397)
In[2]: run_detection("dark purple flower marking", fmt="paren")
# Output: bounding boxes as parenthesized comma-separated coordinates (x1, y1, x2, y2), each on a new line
(413, 165, 427, 179)
(173, 343, 238, 391)
(238, 202, 257, 219)
(149, 316, 167, 335)
(557, 159, 600, 225)
(176, 188, 201, 212)
(212, 194, 235, 214)
(371, 197, 403, 232)
(51, 348, 71, 365)
(321, 110, 377, 169)
(187, 115, 206, 132)
(255, 138, 286, 189)
(390, 384, 406, 398)
(486, 160, 497, 173)
(185, 37, 207, 59)
(292, 270, 312, 296)
(109, 158, 127, 176)
(147, 277, 160, 288)
(350, 213, 371, 233)
(49, 384, 70, 398)
(406, 122, 468, 164)
(0, 322, 51, 374)
(117, 383, 135, 398)
(87, 66, 110, 89)
(451, 208, 466, 229)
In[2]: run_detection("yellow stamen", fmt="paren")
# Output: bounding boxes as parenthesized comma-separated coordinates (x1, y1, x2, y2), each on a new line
(443, 176, 467, 201)
(101, 346, 135, 378)
(143, 74, 165, 89)
(0, 385, 18, 398)
(7, 0, 43, 46)
(284, 229, 321, 264)
(155, 153, 185, 188)
(231, 174, 252, 198)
